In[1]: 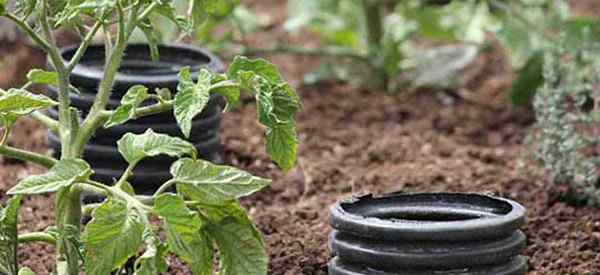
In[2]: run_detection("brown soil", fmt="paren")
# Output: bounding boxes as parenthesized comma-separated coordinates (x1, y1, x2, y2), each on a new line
(1, 1, 600, 275)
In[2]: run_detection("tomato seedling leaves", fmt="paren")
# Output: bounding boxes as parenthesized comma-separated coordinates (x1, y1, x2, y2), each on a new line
(207, 217, 268, 275)
(105, 85, 150, 128)
(227, 56, 284, 85)
(8, 158, 91, 195)
(0, 89, 57, 116)
(174, 68, 212, 138)
(155, 194, 213, 275)
(171, 158, 270, 205)
(117, 129, 197, 166)
(227, 57, 300, 171)
(134, 241, 168, 275)
(0, 195, 22, 275)
(82, 199, 145, 275)
(26, 69, 59, 86)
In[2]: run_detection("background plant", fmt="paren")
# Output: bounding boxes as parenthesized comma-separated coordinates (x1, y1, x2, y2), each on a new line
(281, 0, 497, 89)
(0, 0, 299, 274)
(489, 0, 600, 105)
(530, 35, 600, 206)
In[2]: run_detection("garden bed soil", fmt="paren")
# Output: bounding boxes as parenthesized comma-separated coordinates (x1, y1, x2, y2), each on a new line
(1, 0, 600, 274)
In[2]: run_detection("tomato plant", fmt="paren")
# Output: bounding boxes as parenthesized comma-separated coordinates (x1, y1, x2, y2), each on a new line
(0, 0, 299, 274)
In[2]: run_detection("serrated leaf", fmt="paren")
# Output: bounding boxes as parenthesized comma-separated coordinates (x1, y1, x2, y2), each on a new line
(0, 0, 4, 15)
(194, 201, 263, 245)
(509, 51, 544, 106)
(266, 123, 297, 172)
(227, 56, 284, 86)
(117, 129, 197, 166)
(134, 242, 168, 275)
(0, 195, 21, 275)
(175, 68, 212, 138)
(105, 85, 149, 128)
(172, 158, 270, 205)
(0, 89, 57, 115)
(8, 159, 91, 195)
(207, 217, 267, 275)
(17, 267, 35, 275)
(154, 194, 213, 275)
(82, 199, 145, 275)
(254, 82, 299, 171)
(26, 69, 59, 86)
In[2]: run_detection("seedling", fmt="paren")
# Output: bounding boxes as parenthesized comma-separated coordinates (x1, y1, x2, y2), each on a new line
(0, 0, 299, 274)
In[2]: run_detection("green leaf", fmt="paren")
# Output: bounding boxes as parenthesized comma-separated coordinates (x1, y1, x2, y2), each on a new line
(255, 82, 299, 171)
(0, 0, 5, 15)
(0, 195, 22, 275)
(26, 69, 59, 86)
(135, 245, 167, 275)
(154, 194, 213, 275)
(0, 89, 57, 115)
(207, 217, 268, 275)
(509, 51, 544, 106)
(172, 158, 270, 205)
(138, 19, 161, 62)
(82, 199, 145, 275)
(210, 74, 241, 111)
(134, 239, 168, 275)
(175, 68, 212, 138)
(117, 129, 197, 165)
(195, 201, 263, 245)
(17, 267, 36, 275)
(8, 158, 92, 195)
(226, 57, 300, 171)
(155, 2, 193, 34)
(227, 56, 284, 85)
(104, 85, 149, 128)
(266, 123, 297, 172)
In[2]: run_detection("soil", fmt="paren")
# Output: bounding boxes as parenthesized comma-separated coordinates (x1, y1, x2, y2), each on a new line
(1, 1, 600, 275)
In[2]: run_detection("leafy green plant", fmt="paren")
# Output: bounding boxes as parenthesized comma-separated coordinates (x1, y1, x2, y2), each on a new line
(489, 0, 600, 105)
(0, 0, 299, 274)
(280, 0, 496, 89)
(531, 36, 600, 205)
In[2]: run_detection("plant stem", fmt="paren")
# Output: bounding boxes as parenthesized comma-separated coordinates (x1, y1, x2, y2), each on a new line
(39, 0, 73, 157)
(75, 3, 140, 156)
(361, 0, 388, 87)
(153, 179, 177, 198)
(115, 163, 136, 189)
(361, 0, 383, 57)
(66, 20, 104, 73)
(18, 232, 57, 245)
(4, 13, 52, 52)
(243, 46, 372, 66)
(30, 112, 60, 134)
(0, 145, 57, 168)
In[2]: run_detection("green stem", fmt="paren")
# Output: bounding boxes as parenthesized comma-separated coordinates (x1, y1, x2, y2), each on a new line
(30, 111, 60, 134)
(39, 0, 73, 157)
(0, 145, 57, 168)
(18, 232, 57, 245)
(75, 3, 140, 155)
(361, 0, 384, 58)
(66, 20, 105, 73)
(3, 13, 52, 52)
(361, 0, 388, 87)
(153, 179, 177, 198)
(115, 163, 136, 189)
(243, 46, 372, 66)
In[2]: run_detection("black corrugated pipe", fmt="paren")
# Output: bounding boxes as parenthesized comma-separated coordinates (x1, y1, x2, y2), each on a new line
(329, 193, 527, 275)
